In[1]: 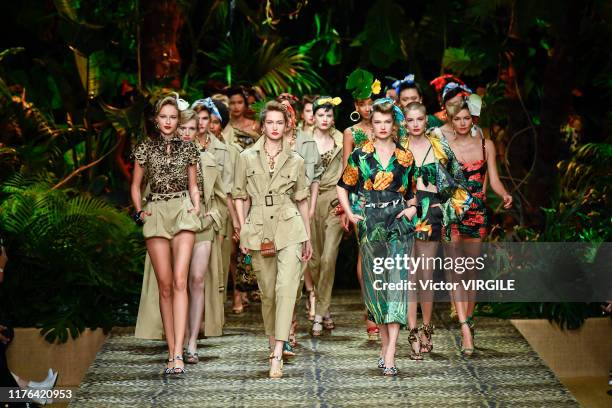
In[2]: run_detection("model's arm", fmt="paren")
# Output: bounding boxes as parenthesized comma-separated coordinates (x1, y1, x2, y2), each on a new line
(484, 139, 512, 209)
(342, 128, 354, 168)
(130, 162, 148, 215)
(297, 198, 313, 261)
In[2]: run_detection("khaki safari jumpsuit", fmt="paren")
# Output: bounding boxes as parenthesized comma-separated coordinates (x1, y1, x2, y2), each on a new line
(232, 137, 310, 341)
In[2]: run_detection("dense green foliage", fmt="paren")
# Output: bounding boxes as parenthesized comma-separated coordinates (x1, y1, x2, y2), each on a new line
(0, 1, 609, 339)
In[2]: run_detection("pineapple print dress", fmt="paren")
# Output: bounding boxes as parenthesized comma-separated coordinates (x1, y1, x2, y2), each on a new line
(337, 140, 416, 325)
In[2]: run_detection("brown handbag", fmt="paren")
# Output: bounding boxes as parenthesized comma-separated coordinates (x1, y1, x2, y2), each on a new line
(260, 238, 277, 258)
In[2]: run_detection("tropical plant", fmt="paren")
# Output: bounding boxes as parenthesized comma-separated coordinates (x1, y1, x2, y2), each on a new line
(203, 26, 325, 96)
(0, 173, 144, 342)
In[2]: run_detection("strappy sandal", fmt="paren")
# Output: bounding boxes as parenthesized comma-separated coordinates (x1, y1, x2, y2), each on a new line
(460, 320, 474, 356)
(311, 319, 323, 336)
(163, 357, 174, 375)
(306, 289, 316, 321)
(419, 323, 435, 353)
(466, 315, 475, 338)
(269, 355, 284, 379)
(377, 357, 385, 369)
(382, 366, 398, 376)
(282, 341, 296, 357)
(366, 326, 380, 341)
(408, 328, 424, 360)
(322, 315, 335, 330)
(184, 350, 199, 364)
(173, 355, 186, 374)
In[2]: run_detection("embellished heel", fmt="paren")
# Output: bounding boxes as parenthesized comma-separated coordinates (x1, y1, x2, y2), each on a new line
(408, 328, 424, 361)
(269, 355, 284, 379)
(460, 320, 474, 357)
(419, 323, 435, 353)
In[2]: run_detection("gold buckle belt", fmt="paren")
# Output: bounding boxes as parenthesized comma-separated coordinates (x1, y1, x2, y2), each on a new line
(252, 194, 291, 207)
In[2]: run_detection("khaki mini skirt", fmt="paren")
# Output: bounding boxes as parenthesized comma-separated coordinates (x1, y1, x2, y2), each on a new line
(143, 192, 201, 239)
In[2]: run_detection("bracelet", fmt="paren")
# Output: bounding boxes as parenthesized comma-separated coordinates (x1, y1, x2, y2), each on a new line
(133, 210, 145, 226)
(334, 204, 344, 216)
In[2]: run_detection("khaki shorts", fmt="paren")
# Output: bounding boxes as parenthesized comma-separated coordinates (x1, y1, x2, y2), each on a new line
(142, 195, 201, 239)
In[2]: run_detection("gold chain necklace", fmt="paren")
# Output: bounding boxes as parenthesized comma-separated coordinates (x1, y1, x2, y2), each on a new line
(197, 133, 210, 150)
(264, 141, 282, 170)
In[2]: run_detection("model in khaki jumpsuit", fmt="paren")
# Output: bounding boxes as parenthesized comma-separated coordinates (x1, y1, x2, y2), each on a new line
(309, 127, 344, 334)
(233, 103, 312, 378)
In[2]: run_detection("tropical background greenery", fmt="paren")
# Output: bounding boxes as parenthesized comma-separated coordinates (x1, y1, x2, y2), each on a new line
(0, 0, 609, 341)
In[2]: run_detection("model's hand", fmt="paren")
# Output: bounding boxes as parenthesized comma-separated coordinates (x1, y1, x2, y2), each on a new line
(233, 226, 241, 242)
(502, 194, 513, 209)
(340, 213, 350, 231)
(239, 244, 249, 255)
(396, 206, 417, 220)
(347, 211, 364, 225)
(140, 211, 152, 219)
(302, 240, 313, 262)
(188, 206, 200, 216)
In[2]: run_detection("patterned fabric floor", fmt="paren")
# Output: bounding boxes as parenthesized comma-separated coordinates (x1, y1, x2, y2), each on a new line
(70, 291, 578, 407)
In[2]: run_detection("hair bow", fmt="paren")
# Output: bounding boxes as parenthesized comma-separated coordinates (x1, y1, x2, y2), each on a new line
(373, 97, 405, 124)
(316, 96, 342, 107)
(172, 92, 190, 111)
(191, 97, 222, 120)
(391, 74, 415, 95)
(441, 82, 473, 101)
(466, 93, 482, 117)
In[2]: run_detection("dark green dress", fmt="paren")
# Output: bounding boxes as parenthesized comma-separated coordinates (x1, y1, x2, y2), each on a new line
(337, 140, 415, 325)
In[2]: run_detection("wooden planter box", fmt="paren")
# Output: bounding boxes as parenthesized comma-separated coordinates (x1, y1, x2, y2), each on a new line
(511, 317, 611, 378)
(5, 328, 107, 387)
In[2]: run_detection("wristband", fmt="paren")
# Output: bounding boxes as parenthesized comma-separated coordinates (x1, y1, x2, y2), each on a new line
(133, 210, 145, 226)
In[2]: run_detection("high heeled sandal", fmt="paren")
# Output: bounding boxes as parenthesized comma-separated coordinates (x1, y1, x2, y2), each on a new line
(306, 289, 316, 321)
(184, 350, 199, 364)
(382, 366, 398, 376)
(322, 315, 335, 330)
(282, 341, 296, 357)
(269, 355, 284, 379)
(366, 326, 380, 341)
(173, 355, 186, 374)
(460, 320, 474, 356)
(418, 323, 435, 353)
(377, 357, 385, 369)
(311, 319, 323, 336)
(466, 315, 475, 338)
(163, 358, 175, 375)
(408, 328, 424, 361)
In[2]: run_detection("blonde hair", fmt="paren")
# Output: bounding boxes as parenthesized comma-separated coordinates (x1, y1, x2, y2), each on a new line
(154, 95, 179, 116)
(259, 100, 290, 128)
(446, 100, 470, 120)
(179, 109, 198, 125)
(403, 101, 427, 116)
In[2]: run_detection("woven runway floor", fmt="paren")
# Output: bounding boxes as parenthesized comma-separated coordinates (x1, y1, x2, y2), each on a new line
(70, 291, 578, 407)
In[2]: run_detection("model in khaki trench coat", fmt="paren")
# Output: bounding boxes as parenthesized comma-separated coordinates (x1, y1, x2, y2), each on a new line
(135, 149, 227, 339)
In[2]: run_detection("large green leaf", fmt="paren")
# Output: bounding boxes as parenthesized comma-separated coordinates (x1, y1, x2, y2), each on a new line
(441, 47, 486, 77)
(72, 48, 103, 98)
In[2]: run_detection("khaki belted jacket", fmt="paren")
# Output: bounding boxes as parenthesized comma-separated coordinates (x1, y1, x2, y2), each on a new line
(232, 137, 310, 251)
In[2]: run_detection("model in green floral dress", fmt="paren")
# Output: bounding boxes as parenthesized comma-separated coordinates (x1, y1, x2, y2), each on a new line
(337, 139, 415, 325)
